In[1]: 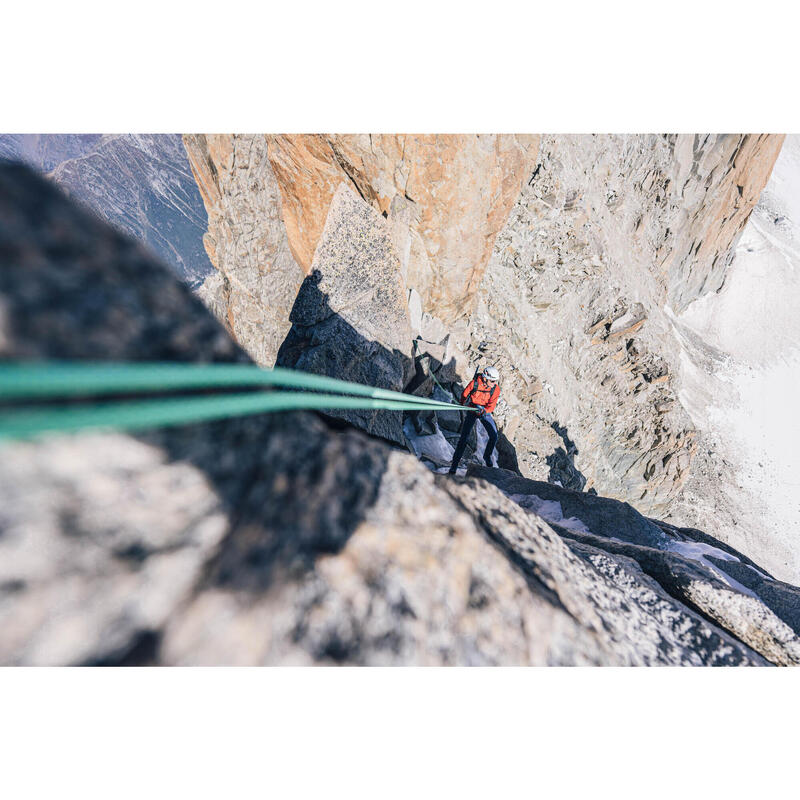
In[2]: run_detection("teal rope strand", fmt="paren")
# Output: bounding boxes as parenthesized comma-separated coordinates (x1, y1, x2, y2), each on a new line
(0, 390, 474, 441)
(0, 361, 477, 441)
(0, 362, 463, 410)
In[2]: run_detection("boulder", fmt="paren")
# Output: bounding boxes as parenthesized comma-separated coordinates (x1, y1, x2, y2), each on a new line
(419, 312, 449, 345)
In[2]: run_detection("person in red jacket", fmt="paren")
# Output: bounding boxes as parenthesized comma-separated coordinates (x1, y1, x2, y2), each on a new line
(448, 366, 500, 474)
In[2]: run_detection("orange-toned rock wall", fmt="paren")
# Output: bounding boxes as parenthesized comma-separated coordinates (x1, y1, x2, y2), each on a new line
(266, 134, 540, 323)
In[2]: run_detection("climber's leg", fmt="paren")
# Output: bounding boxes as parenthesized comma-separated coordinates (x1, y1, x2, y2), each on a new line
(480, 413, 498, 466)
(448, 413, 477, 475)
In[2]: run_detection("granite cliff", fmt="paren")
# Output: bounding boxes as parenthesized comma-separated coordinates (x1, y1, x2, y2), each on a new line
(2, 162, 799, 667)
(467, 134, 783, 516)
(184, 133, 789, 581)
(184, 133, 538, 364)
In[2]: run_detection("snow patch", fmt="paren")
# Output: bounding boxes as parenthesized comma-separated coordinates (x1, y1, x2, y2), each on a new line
(508, 493, 593, 534)
(432, 465, 467, 476)
(666, 540, 762, 599)
(671, 134, 800, 583)
(402, 417, 455, 468)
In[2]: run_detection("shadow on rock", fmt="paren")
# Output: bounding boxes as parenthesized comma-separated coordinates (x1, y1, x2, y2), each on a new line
(276, 269, 414, 446)
(466, 465, 668, 549)
(139, 412, 393, 594)
(547, 422, 592, 492)
(0, 163, 394, 611)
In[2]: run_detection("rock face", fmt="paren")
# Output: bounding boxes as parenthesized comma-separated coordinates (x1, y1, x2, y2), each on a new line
(669, 135, 800, 584)
(183, 134, 538, 364)
(182, 131, 794, 583)
(0, 133, 214, 288)
(183, 134, 304, 365)
(276, 185, 413, 444)
(2, 162, 799, 667)
(266, 134, 540, 324)
(467, 134, 783, 517)
(185, 133, 783, 523)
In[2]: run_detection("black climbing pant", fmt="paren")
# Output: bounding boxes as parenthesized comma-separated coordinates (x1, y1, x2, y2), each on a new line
(449, 411, 498, 473)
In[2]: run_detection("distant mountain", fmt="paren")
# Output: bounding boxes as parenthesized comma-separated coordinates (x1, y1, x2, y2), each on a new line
(0, 133, 213, 287)
(0, 133, 102, 171)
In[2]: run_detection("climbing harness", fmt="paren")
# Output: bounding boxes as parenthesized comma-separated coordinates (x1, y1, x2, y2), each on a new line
(0, 361, 479, 441)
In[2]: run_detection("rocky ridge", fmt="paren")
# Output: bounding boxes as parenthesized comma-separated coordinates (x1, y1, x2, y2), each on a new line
(0, 134, 102, 172)
(1, 163, 799, 667)
(183, 135, 304, 362)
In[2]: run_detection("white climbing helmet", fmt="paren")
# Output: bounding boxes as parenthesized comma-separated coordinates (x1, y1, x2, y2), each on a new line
(482, 366, 500, 383)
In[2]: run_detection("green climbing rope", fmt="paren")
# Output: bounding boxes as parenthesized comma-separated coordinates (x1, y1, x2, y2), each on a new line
(0, 362, 460, 408)
(0, 361, 477, 441)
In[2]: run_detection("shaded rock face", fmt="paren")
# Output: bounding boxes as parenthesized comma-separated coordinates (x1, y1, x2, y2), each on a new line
(183, 134, 304, 365)
(468, 134, 783, 516)
(2, 163, 799, 667)
(276, 185, 413, 444)
(0, 133, 214, 288)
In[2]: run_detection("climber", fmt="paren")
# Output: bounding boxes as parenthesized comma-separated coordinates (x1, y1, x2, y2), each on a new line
(448, 366, 500, 475)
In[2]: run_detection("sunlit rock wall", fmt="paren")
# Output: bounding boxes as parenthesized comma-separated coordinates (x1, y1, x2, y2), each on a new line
(468, 134, 783, 516)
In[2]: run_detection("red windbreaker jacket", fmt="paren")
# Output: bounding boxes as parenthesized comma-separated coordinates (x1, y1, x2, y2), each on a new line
(461, 375, 499, 413)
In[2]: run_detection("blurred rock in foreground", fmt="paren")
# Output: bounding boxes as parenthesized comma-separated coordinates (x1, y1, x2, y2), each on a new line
(1, 162, 798, 666)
